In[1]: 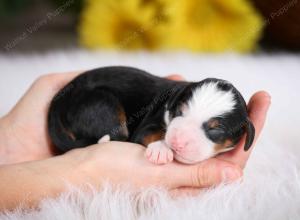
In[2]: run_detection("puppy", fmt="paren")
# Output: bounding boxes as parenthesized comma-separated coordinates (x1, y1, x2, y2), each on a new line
(48, 66, 255, 164)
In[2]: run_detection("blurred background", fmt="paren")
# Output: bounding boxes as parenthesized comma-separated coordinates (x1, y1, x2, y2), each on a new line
(0, 0, 299, 52)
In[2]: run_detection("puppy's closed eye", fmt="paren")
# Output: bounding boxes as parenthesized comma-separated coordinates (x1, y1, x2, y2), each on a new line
(203, 119, 226, 143)
(205, 128, 226, 143)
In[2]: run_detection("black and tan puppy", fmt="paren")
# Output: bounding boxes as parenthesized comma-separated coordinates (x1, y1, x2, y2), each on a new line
(48, 66, 255, 164)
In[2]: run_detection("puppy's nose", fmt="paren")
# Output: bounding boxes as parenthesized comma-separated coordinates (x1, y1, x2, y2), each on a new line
(170, 136, 188, 151)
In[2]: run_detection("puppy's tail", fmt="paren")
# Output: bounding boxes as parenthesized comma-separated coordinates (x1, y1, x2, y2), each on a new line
(48, 93, 97, 153)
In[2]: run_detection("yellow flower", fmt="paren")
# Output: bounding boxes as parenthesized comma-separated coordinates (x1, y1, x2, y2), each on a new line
(79, 0, 263, 52)
(165, 0, 263, 52)
(79, 0, 168, 50)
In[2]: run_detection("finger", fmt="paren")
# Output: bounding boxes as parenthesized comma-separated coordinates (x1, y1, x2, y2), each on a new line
(163, 158, 242, 189)
(218, 91, 271, 168)
(165, 74, 185, 81)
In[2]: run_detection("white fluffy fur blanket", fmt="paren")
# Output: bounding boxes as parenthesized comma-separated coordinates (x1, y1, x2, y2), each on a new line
(0, 51, 299, 220)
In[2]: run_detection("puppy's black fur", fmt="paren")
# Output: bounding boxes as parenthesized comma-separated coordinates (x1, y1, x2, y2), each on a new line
(48, 66, 254, 153)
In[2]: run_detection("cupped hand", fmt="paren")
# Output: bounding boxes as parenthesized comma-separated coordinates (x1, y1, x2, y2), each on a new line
(0, 72, 271, 190)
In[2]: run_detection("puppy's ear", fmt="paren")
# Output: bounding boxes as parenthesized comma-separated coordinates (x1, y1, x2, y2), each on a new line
(244, 117, 255, 151)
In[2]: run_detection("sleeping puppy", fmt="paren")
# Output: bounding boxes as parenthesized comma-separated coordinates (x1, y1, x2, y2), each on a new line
(48, 66, 255, 164)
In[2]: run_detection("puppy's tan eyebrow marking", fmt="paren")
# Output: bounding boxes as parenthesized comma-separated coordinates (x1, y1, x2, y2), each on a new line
(142, 130, 165, 146)
(207, 119, 220, 129)
(214, 139, 234, 152)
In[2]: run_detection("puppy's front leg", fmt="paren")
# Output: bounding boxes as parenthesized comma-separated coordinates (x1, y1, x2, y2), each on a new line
(132, 126, 173, 164)
(145, 140, 173, 165)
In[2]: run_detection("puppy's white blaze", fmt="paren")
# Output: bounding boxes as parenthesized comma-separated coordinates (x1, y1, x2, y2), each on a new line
(185, 82, 236, 120)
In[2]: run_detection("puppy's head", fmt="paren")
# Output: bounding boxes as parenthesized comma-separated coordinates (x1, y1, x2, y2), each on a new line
(165, 78, 255, 164)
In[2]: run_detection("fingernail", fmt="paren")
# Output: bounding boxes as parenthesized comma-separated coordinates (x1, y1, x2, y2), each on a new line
(222, 168, 241, 182)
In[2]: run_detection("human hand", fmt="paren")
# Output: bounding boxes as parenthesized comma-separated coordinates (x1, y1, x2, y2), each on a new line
(0, 72, 271, 191)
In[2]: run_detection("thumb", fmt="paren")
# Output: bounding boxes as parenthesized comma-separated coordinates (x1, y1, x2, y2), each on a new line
(164, 158, 242, 189)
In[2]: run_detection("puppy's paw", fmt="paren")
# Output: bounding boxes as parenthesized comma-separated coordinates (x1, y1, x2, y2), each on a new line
(145, 141, 173, 165)
(98, 135, 110, 144)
